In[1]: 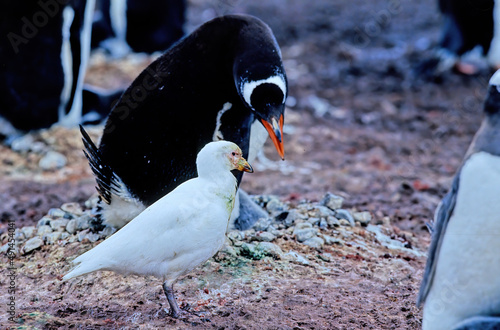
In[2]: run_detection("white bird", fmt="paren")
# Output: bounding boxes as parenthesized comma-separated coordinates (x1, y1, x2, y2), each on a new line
(63, 141, 253, 318)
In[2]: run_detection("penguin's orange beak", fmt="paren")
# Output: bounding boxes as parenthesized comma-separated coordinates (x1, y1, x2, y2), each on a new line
(261, 114, 285, 160)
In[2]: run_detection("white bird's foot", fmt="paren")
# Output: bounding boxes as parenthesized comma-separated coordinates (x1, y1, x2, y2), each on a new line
(163, 282, 183, 318)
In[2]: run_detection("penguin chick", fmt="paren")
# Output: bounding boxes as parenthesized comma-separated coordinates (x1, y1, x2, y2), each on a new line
(418, 69, 500, 330)
(63, 141, 253, 318)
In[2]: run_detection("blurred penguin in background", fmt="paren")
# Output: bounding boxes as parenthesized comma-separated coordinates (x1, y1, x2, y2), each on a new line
(91, 0, 186, 57)
(0, 0, 117, 139)
(417, 69, 500, 330)
(418, 0, 500, 77)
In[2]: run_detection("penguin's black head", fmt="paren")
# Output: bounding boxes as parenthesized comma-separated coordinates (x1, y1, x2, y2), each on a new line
(231, 15, 288, 160)
(485, 70, 500, 116)
(239, 71, 287, 159)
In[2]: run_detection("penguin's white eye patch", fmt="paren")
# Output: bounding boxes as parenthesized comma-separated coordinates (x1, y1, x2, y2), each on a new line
(242, 75, 286, 108)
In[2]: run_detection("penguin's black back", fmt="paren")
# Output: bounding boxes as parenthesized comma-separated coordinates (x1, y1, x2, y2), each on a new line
(98, 15, 283, 205)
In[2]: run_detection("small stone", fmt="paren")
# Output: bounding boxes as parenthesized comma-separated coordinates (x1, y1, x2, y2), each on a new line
(307, 217, 320, 226)
(326, 216, 340, 227)
(37, 217, 52, 227)
(14, 229, 25, 242)
(76, 215, 91, 230)
(23, 237, 44, 254)
(85, 196, 99, 209)
(320, 192, 344, 210)
(319, 219, 328, 229)
(303, 236, 324, 249)
(295, 222, 312, 230)
(37, 225, 53, 236)
(255, 242, 283, 259)
(61, 203, 83, 216)
(335, 209, 355, 226)
(265, 197, 288, 214)
(338, 219, 352, 226)
(283, 209, 305, 227)
(227, 231, 243, 243)
(323, 235, 345, 246)
(31, 141, 47, 154)
(85, 232, 101, 243)
(11, 135, 34, 153)
(39, 151, 67, 170)
(311, 205, 334, 219)
(77, 229, 90, 242)
(293, 226, 318, 242)
(284, 250, 310, 265)
(60, 232, 70, 240)
(353, 211, 372, 226)
(21, 226, 36, 239)
(50, 219, 69, 232)
(44, 232, 62, 245)
(318, 253, 333, 262)
(47, 208, 66, 218)
(253, 232, 276, 242)
(99, 226, 116, 238)
(253, 217, 272, 231)
(65, 219, 77, 234)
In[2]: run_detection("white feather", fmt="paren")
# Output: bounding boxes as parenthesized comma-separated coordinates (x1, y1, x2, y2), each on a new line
(241, 75, 287, 108)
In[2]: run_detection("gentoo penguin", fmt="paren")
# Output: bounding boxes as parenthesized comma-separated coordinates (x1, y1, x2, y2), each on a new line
(64, 141, 253, 318)
(91, 0, 185, 57)
(422, 0, 499, 75)
(417, 69, 500, 330)
(0, 0, 116, 137)
(82, 14, 287, 231)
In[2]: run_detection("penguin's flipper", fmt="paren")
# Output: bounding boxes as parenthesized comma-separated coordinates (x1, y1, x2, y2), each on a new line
(417, 174, 460, 307)
(453, 316, 500, 330)
(233, 189, 269, 230)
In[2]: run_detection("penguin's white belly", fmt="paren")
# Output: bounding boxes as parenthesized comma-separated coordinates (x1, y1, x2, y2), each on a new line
(423, 152, 500, 330)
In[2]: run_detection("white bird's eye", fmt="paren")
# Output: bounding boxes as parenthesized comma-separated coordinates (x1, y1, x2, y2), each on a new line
(232, 152, 236, 156)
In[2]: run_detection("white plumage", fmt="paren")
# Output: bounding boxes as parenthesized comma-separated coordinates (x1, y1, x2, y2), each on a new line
(63, 141, 253, 317)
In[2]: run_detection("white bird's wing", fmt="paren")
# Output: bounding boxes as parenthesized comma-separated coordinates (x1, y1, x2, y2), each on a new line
(417, 174, 460, 307)
(64, 177, 229, 280)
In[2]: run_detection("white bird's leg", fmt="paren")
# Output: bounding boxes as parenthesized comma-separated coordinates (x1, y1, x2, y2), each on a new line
(163, 282, 181, 318)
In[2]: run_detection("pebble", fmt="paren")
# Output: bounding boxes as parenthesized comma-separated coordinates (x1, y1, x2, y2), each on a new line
(320, 192, 344, 210)
(61, 203, 83, 216)
(252, 232, 276, 242)
(284, 250, 310, 265)
(319, 219, 328, 229)
(253, 217, 271, 231)
(326, 216, 340, 227)
(323, 235, 345, 246)
(307, 217, 321, 226)
(50, 219, 69, 232)
(21, 226, 36, 239)
(303, 236, 324, 249)
(353, 211, 372, 226)
(37, 225, 53, 236)
(227, 231, 243, 243)
(39, 151, 67, 170)
(99, 226, 116, 238)
(65, 219, 77, 234)
(265, 197, 288, 214)
(76, 215, 91, 230)
(10, 135, 35, 153)
(44, 232, 62, 245)
(282, 210, 305, 227)
(335, 209, 355, 226)
(38, 217, 52, 227)
(85, 232, 101, 243)
(77, 229, 90, 242)
(23, 237, 44, 254)
(339, 219, 352, 226)
(254, 242, 283, 259)
(293, 226, 318, 242)
(48, 208, 66, 218)
(311, 205, 334, 219)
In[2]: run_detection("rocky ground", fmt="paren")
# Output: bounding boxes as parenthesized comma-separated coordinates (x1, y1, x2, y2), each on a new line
(1, 0, 494, 329)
